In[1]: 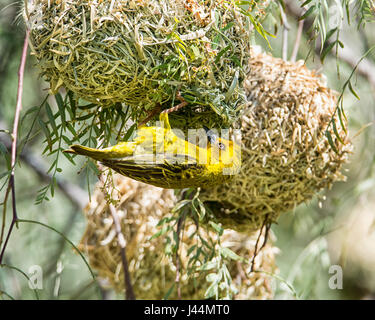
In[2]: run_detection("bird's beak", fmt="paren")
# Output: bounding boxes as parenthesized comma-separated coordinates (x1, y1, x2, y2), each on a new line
(63, 148, 76, 154)
(203, 126, 217, 144)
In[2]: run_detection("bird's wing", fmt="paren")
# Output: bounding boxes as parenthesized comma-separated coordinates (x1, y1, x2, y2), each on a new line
(108, 153, 197, 164)
(101, 153, 205, 188)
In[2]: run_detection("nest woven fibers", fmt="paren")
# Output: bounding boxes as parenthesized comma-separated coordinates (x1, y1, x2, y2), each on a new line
(24, 0, 255, 125)
(79, 174, 278, 299)
(200, 47, 353, 233)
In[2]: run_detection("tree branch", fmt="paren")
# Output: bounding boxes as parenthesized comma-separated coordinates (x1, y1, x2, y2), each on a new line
(290, 15, 305, 62)
(0, 30, 29, 264)
(0, 128, 88, 210)
(175, 212, 186, 299)
(279, 3, 291, 61)
(108, 203, 135, 300)
(97, 168, 135, 300)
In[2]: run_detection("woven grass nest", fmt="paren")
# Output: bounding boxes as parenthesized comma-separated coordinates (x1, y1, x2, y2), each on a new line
(79, 173, 278, 299)
(24, 0, 255, 125)
(200, 47, 353, 232)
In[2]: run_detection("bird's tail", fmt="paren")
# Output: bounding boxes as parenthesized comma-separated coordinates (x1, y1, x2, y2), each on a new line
(64, 142, 137, 160)
(63, 144, 109, 161)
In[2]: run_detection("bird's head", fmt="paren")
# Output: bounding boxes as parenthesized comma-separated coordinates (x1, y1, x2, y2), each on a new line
(203, 126, 241, 174)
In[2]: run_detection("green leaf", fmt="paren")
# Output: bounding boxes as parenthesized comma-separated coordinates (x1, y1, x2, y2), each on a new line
(156, 216, 175, 226)
(200, 236, 211, 249)
(66, 122, 77, 138)
(220, 247, 244, 262)
(77, 103, 97, 110)
(337, 107, 347, 135)
(187, 244, 197, 256)
(163, 284, 175, 300)
(206, 273, 218, 283)
(61, 135, 72, 145)
(221, 22, 234, 32)
(149, 225, 171, 240)
(122, 123, 137, 142)
(348, 81, 360, 100)
(332, 118, 344, 145)
(198, 260, 217, 271)
(171, 199, 191, 213)
(68, 91, 77, 119)
(325, 28, 338, 42)
(0, 170, 11, 180)
(38, 118, 52, 151)
(47, 159, 57, 174)
(197, 199, 206, 221)
(325, 130, 338, 154)
(221, 263, 232, 282)
(321, 41, 336, 63)
(345, 1, 350, 25)
(301, 0, 313, 7)
(55, 93, 66, 127)
(20, 106, 39, 128)
(215, 45, 231, 63)
(209, 221, 224, 236)
(299, 5, 316, 20)
(45, 103, 58, 138)
(204, 283, 218, 299)
(0, 142, 10, 168)
(87, 159, 100, 175)
(240, 9, 274, 47)
(62, 151, 76, 165)
(76, 113, 96, 121)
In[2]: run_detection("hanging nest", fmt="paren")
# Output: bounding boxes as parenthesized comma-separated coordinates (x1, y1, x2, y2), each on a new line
(23, 0, 254, 126)
(79, 173, 278, 299)
(200, 47, 353, 232)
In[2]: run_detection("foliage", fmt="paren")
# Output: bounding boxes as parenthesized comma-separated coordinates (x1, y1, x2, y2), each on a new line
(154, 188, 242, 299)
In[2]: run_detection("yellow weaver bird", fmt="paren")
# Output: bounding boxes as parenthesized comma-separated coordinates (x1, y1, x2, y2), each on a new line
(64, 112, 241, 189)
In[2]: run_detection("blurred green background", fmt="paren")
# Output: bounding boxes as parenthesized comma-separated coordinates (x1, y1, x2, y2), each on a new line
(0, 0, 374, 300)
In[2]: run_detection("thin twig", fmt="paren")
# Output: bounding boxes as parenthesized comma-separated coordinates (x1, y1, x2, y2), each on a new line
(250, 229, 262, 273)
(98, 168, 135, 300)
(250, 215, 270, 273)
(0, 184, 11, 248)
(290, 15, 305, 62)
(161, 93, 188, 114)
(162, 101, 188, 114)
(138, 103, 161, 127)
(259, 220, 271, 253)
(0, 30, 29, 264)
(0, 178, 16, 264)
(279, 3, 291, 61)
(23, 0, 30, 20)
(138, 94, 188, 127)
(108, 203, 135, 300)
(175, 212, 187, 299)
(10, 30, 29, 186)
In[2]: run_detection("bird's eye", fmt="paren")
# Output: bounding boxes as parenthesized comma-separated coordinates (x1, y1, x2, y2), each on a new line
(218, 142, 225, 150)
